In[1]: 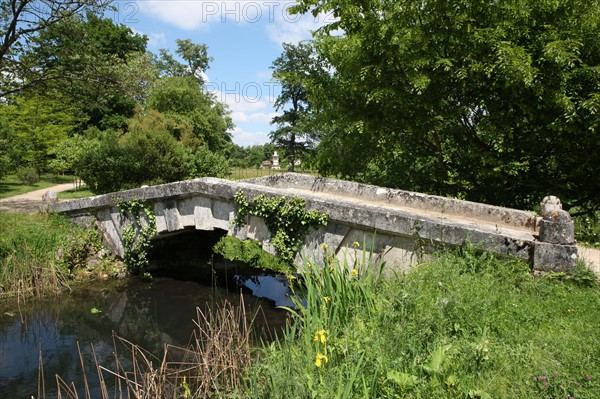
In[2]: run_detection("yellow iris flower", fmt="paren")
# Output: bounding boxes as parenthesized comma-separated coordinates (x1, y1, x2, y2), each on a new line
(315, 353, 329, 368)
(313, 329, 328, 344)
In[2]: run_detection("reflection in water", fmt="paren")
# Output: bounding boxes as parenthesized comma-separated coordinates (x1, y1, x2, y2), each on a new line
(0, 276, 289, 399)
(235, 274, 296, 308)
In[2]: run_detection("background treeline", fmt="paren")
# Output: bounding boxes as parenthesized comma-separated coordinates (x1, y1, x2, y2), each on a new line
(2, 0, 600, 218)
(0, 10, 277, 193)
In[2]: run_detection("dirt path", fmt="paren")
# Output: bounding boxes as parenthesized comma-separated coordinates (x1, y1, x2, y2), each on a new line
(0, 182, 78, 214)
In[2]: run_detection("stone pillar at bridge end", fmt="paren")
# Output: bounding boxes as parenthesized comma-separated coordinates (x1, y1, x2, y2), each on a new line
(533, 196, 577, 272)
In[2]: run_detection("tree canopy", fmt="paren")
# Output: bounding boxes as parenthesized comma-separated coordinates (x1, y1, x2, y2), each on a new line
(19, 11, 152, 130)
(270, 42, 319, 171)
(0, 8, 234, 192)
(292, 0, 600, 212)
(0, 0, 112, 96)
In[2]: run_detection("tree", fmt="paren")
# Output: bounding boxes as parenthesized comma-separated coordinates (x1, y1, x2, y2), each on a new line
(156, 39, 211, 85)
(77, 110, 189, 193)
(292, 0, 600, 212)
(19, 12, 153, 130)
(270, 42, 318, 171)
(228, 143, 277, 168)
(0, 95, 79, 176)
(147, 76, 233, 152)
(184, 145, 230, 179)
(0, 0, 112, 96)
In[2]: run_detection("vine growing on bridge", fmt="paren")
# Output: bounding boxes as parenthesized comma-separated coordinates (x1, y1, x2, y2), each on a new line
(233, 190, 328, 265)
(117, 199, 156, 274)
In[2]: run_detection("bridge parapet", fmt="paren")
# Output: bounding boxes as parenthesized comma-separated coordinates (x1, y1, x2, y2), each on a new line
(50, 174, 578, 272)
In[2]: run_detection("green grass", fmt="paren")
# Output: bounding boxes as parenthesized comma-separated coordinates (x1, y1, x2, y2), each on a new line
(0, 212, 107, 299)
(242, 246, 600, 399)
(0, 212, 73, 298)
(0, 174, 78, 199)
(58, 187, 95, 200)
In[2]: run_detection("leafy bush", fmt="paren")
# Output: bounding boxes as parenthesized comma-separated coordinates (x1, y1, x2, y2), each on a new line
(15, 166, 39, 185)
(185, 145, 230, 179)
(574, 211, 600, 248)
(77, 117, 188, 193)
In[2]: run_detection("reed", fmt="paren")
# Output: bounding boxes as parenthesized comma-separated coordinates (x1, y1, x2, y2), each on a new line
(53, 297, 255, 399)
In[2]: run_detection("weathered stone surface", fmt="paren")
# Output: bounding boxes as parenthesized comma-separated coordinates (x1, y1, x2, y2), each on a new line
(538, 198, 575, 245)
(49, 174, 581, 271)
(540, 195, 563, 215)
(42, 191, 58, 204)
(538, 215, 575, 245)
(533, 242, 578, 271)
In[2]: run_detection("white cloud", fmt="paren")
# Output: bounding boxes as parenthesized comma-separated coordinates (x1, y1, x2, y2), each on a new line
(266, 8, 335, 45)
(138, 1, 216, 30)
(147, 32, 168, 49)
(232, 127, 271, 147)
(137, 1, 303, 31)
(129, 27, 167, 50)
(231, 111, 277, 124)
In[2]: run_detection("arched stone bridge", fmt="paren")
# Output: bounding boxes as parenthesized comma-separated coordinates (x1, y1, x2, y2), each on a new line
(49, 173, 578, 272)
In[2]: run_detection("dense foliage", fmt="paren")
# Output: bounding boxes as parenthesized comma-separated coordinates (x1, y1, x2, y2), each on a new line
(291, 0, 600, 213)
(0, 0, 112, 97)
(0, 11, 234, 193)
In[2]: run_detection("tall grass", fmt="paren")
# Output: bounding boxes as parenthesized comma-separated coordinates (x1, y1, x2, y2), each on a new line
(0, 212, 73, 299)
(244, 246, 386, 398)
(243, 245, 600, 398)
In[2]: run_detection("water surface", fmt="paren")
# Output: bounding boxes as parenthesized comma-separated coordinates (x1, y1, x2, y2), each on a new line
(0, 274, 289, 398)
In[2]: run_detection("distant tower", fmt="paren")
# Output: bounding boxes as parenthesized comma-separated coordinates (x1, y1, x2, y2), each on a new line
(272, 151, 280, 170)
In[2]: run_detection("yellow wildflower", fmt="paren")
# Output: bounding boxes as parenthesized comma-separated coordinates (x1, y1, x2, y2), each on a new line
(313, 329, 328, 344)
(315, 353, 329, 368)
(351, 269, 359, 277)
(321, 243, 329, 250)
(323, 296, 331, 304)
(182, 376, 191, 399)
(352, 241, 360, 248)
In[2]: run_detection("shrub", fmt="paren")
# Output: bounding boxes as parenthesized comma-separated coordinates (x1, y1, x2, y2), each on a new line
(15, 166, 39, 185)
(185, 145, 230, 179)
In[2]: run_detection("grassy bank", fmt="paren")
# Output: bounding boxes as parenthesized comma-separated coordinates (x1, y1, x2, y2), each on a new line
(241, 248, 600, 399)
(0, 212, 73, 298)
(0, 212, 115, 299)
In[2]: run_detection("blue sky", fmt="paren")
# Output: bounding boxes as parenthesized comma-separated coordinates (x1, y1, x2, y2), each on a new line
(110, 0, 331, 147)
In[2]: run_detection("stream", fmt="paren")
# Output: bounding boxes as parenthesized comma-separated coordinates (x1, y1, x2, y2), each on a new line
(0, 269, 291, 398)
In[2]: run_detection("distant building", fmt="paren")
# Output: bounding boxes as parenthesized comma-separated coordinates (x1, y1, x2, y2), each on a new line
(260, 151, 281, 169)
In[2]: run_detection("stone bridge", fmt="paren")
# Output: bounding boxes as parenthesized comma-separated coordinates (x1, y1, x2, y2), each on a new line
(49, 173, 578, 272)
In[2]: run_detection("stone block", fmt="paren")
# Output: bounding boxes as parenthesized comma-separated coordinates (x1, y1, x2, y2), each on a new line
(538, 218, 575, 245)
(42, 191, 58, 203)
(533, 242, 578, 272)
